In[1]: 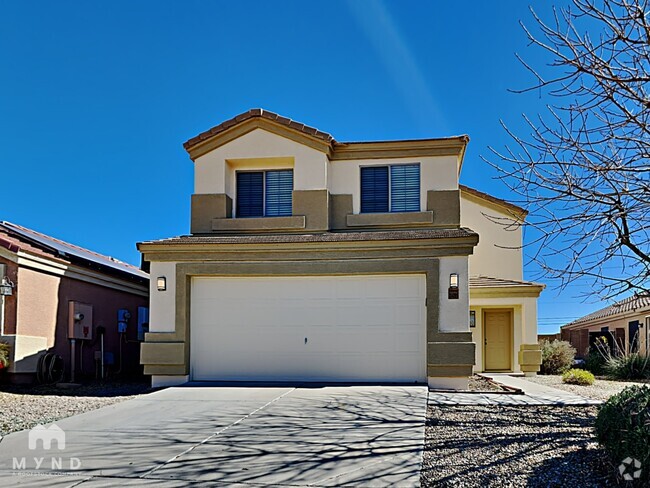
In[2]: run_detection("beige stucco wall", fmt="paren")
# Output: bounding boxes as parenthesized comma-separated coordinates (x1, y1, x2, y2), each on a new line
(438, 256, 470, 332)
(149, 261, 176, 333)
(461, 194, 523, 280)
(194, 129, 329, 198)
(470, 296, 538, 372)
(15, 267, 60, 347)
(330, 155, 458, 215)
(194, 129, 462, 219)
(1, 334, 49, 373)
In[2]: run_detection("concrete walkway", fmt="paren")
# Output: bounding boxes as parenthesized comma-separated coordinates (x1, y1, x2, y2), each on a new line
(429, 374, 601, 406)
(0, 385, 428, 487)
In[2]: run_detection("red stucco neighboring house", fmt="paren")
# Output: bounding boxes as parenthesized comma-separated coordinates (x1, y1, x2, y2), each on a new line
(561, 293, 650, 357)
(0, 221, 149, 383)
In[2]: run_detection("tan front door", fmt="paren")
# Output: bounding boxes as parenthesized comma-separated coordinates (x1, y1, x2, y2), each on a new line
(484, 309, 513, 371)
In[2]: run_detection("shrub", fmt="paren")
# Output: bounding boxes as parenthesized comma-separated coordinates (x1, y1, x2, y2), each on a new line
(562, 368, 595, 385)
(539, 340, 576, 375)
(0, 342, 9, 369)
(604, 353, 650, 380)
(590, 336, 650, 380)
(595, 385, 650, 484)
(584, 349, 607, 376)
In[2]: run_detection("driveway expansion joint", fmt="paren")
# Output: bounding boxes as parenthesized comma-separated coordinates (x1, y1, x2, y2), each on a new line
(140, 387, 296, 479)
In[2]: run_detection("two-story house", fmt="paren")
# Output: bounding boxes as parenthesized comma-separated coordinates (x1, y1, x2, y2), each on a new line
(138, 109, 543, 389)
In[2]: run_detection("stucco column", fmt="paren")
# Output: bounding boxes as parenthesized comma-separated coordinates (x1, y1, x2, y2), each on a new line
(519, 298, 541, 376)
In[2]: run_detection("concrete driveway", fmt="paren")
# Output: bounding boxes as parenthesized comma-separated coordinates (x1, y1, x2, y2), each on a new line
(0, 385, 427, 487)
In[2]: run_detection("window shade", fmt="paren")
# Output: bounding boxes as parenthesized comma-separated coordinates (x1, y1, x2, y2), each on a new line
(236, 172, 264, 217)
(360, 166, 389, 213)
(265, 170, 293, 216)
(390, 164, 420, 212)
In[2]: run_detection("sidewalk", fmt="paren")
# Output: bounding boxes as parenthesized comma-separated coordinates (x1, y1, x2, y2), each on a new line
(428, 373, 601, 406)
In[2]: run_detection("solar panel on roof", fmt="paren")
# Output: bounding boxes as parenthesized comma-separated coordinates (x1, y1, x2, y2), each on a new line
(0, 221, 148, 279)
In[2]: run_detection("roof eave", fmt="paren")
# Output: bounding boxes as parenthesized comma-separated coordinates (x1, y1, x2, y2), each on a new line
(561, 304, 650, 330)
(330, 135, 469, 161)
(470, 285, 545, 298)
(460, 185, 528, 218)
(184, 117, 334, 161)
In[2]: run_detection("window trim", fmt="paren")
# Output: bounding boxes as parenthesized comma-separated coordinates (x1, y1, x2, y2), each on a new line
(235, 169, 293, 218)
(360, 163, 420, 214)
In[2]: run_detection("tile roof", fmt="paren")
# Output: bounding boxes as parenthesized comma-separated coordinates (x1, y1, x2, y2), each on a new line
(138, 228, 479, 247)
(563, 293, 650, 328)
(460, 184, 527, 216)
(0, 229, 59, 261)
(0, 221, 148, 280)
(184, 108, 335, 150)
(469, 275, 544, 288)
(183, 108, 470, 154)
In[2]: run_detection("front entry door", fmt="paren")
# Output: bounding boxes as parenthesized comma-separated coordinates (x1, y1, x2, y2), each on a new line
(484, 310, 513, 371)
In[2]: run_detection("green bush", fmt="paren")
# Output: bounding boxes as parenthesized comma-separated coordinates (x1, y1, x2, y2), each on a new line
(605, 353, 650, 380)
(0, 342, 9, 369)
(539, 340, 576, 375)
(596, 385, 650, 484)
(584, 349, 607, 376)
(562, 368, 595, 385)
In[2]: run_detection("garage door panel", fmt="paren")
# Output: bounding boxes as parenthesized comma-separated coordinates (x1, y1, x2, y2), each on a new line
(365, 278, 395, 298)
(190, 275, 426, 382)
(302, 306, 336, 326)
(362, 302, 396, 326)
(395, 303, 423, 325)
(335, 304, 367, 326)
(395, 277, 424, 297)
(396, 330, 422, 352)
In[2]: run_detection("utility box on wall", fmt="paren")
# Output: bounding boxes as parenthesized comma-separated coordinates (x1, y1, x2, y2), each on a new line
(68, 301, 93, 340)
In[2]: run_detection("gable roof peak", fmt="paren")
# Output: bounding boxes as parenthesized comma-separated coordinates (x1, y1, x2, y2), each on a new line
(183, 108, 336, 153)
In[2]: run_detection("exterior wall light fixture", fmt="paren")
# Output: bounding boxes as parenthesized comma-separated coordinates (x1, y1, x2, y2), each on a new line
(0, 277, 14, 296)
(448, 273, 459, 299)
(157, 276, 167, 291)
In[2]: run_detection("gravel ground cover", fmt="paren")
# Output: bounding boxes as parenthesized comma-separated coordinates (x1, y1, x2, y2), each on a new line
(421, 404, 616, 487)
(0, 381, 150, 436)
(525, 374, 649, 401)
(468, 374, 508, 392)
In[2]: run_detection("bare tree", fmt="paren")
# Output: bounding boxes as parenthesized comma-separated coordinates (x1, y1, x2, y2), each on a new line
(487, 0, 650, 299)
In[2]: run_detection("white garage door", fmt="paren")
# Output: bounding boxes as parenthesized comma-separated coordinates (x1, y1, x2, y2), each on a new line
(190, 274, 426, 383)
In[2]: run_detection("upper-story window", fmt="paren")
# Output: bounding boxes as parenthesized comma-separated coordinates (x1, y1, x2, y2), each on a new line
(236, 169, 293, 217)
(360, 163, 420, 213)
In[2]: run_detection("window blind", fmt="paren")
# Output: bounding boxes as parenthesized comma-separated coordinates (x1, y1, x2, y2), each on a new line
(360, 166, 389, 213)
(236, 172, 264, 217)
(390, 164, 420, 212)
(265, 170, 293, 216)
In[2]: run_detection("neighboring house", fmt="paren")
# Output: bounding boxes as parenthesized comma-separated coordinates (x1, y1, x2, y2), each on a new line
(561, 293, 650, 357)
(138, 109, 543, 389)
(0, 221, 149, 382)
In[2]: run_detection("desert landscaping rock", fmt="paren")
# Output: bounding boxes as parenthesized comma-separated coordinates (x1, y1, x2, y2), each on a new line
(525, 375, 649, 401)
(468, 374, 507, 392)
(421, 404, 615, 487)
(0, 381, 150, 436)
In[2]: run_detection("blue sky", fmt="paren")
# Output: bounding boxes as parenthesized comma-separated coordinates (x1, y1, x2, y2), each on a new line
(0, 0, 604, 332)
